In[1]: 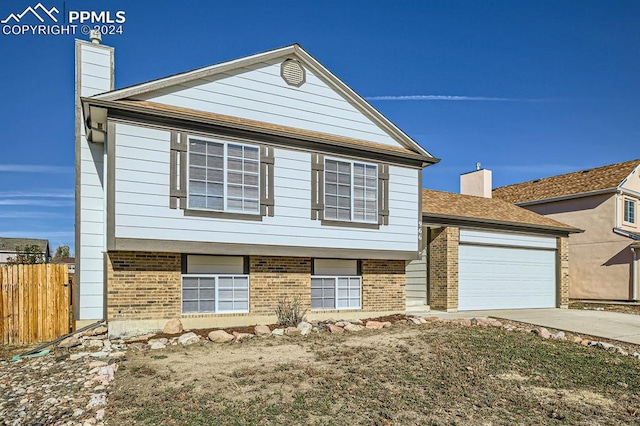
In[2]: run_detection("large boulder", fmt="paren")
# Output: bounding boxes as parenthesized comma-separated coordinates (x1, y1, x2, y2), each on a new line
(163, 318, 184, 334)
(365, 321, 384, 330)
(297, 321, 313, 336)
(327, 324, 344, 334)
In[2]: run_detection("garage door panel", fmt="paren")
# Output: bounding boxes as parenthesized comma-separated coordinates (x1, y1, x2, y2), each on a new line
(458, 244, 556, 310)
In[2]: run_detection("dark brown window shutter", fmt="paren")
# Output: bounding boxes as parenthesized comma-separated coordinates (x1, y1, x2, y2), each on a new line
(260, 146, 275, 217)
(169, 131, 187, 209)
(378, 163, 389, 225)
(311, 153, 325, 220)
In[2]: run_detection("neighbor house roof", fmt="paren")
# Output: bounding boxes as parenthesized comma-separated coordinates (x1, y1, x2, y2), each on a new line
(86, 43, 436, 161)
(0, 237, 50, 253)
(422, 189, 581, 235)
(493, 159, 640, 204)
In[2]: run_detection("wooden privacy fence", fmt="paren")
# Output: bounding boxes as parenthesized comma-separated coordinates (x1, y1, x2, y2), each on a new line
(0, 264, 70, 345)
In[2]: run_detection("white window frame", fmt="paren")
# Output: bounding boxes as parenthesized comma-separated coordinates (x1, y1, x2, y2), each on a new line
(324, 157, 378, 223)
(624, 198, 636, 225)
(181, 274, 250, 314)
(310, 275, 362, 310)
(186, 135, 261, 214)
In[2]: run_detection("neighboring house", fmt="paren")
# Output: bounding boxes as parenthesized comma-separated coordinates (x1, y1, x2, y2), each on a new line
(55, 257, 76, 276)
(75, 35, 438, 336)
(493, 159, 640, 301)
(407, 169, 581, 311)
(0, 238, 51, 264)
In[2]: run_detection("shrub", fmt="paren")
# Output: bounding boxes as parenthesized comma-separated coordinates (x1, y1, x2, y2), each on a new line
(275, 296, 307, 327)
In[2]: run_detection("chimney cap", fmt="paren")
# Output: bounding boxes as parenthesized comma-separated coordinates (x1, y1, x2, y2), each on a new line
(89, 30, 102, 44)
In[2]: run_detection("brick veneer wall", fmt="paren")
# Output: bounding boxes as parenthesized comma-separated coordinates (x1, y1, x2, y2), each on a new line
(249, 256, 312, 315)
(361, 259, 406, 311)
(428, 227, 459, 311)
(106, 253, 406, 321)
(107, 251, 182, 321)
(557, 237, 569, 308)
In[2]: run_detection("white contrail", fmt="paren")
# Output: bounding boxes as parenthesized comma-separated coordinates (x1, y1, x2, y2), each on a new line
(365, 95, 548, 101)
(0, 164, 73, 173)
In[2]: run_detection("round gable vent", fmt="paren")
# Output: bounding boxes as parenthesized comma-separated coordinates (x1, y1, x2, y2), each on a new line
(281, 59, 305, 87)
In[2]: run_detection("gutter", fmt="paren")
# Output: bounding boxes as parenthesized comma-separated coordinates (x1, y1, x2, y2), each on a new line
(613, 227, 640, 241)
(632, 246, 639, 301)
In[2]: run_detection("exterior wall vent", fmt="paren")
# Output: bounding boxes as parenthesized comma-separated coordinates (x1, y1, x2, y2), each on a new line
(280, 59, 305, 87)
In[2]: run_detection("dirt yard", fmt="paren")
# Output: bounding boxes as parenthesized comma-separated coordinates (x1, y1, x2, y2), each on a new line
(105, 322, 640, 425)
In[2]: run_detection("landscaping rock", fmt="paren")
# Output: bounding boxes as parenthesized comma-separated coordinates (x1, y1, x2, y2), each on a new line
(297, 321, 313, 336)
(85, 340, 104, 349)
(86, 394, 107, 409)
(208, 330, 234, 343)
(70, 352, 89, 361)
(366, 321, 384, 330)
(89, 351, 109, 358)
(285, 327, 301, 336)
(348, 319, 364, 325)
(148, 338, 168, 346)
(410, 318, 422, 325)
(109, 351, 126, 359)
(537, 327, 551, 339)
(58, 336, 82, 348)
(254, 325, 271, 336)
(88, 326, 108, 336)
(597, 342, 616, 351)
(128, 342, 149, 352)
(327, 324, 344, 334)
(572, 336, 583, 343)
(551, 331, 565, 340)
(178, 332, 200, 346)
(272, 328, 285, 336)
(149, 341, 166, 350)
(344, 323, 364, 332)
(233, 331, 254, 341)
(382, 321, 392, 328)
(633, 352, 640, 360)
(163, 318, 184, 334)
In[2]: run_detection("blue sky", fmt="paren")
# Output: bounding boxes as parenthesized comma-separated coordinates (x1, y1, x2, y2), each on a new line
(1, 1, 639, 253)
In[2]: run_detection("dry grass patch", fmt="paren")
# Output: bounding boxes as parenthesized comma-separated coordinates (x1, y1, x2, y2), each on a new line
(106, 323, 640, 425)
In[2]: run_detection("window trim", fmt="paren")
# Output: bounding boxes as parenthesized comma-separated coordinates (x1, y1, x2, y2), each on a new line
(623, 198, 637, 225)
(323, 156, 378, 224)
(181, 274, 250, 315)
(186, 135, 261, 216)
(310, 275, 362, 310)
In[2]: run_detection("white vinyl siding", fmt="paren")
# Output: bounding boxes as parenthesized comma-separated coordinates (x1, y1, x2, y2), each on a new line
(188, 137, 260, 213)
(77, 42, 112, 320)
(113, 123, 420, 255)
(182, 255, 248, 314)
(325, 159, 377, 223)
(624, 199, 636, 224)
(135, 59, 404, 148)
(311, 277, 361, 310)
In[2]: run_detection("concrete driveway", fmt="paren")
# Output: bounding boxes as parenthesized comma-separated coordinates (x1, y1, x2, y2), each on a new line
(421, 308, 640, 345)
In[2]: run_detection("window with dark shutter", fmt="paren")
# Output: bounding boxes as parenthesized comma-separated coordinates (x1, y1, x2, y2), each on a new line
(378, 164, 390, 225)
(311, 153, 324, 220)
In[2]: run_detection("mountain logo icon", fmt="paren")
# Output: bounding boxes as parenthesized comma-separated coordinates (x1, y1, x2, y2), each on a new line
(1, 3, 59, 24)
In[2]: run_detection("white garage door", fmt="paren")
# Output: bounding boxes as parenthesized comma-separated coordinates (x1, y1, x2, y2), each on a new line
(458, 230, 556, 310)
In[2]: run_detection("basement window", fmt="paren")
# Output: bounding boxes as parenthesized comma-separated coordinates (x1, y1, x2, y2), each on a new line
(181, 255, 249, 314)
(311, 259, 361, 310)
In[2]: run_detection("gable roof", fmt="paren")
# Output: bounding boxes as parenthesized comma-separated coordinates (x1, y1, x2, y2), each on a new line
(422, 189, 581, 235)
(0, 237, 50, 254)
(88, 43, 436, 161)
(493, 159, 640, 205)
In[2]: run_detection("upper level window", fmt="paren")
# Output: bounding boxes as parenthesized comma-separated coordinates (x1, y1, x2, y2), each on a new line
(324, 159, 377, 222)
(624, 198, 636, 224)
(188, 137, 260, 214)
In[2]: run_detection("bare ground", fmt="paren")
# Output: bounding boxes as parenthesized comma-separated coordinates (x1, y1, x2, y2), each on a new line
(570, 301, 640, 316)
(105, 322, 640, 425)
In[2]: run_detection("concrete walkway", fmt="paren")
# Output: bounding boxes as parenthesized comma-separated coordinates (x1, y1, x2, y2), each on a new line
(409, 308, 640, 345)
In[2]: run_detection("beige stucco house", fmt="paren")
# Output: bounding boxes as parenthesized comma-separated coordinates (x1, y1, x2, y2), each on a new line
(494, 159, 640, 301)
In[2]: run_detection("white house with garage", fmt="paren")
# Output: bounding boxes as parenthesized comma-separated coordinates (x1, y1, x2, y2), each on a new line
(406, 169, 582, 312)
(74, 33, 438, 336)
